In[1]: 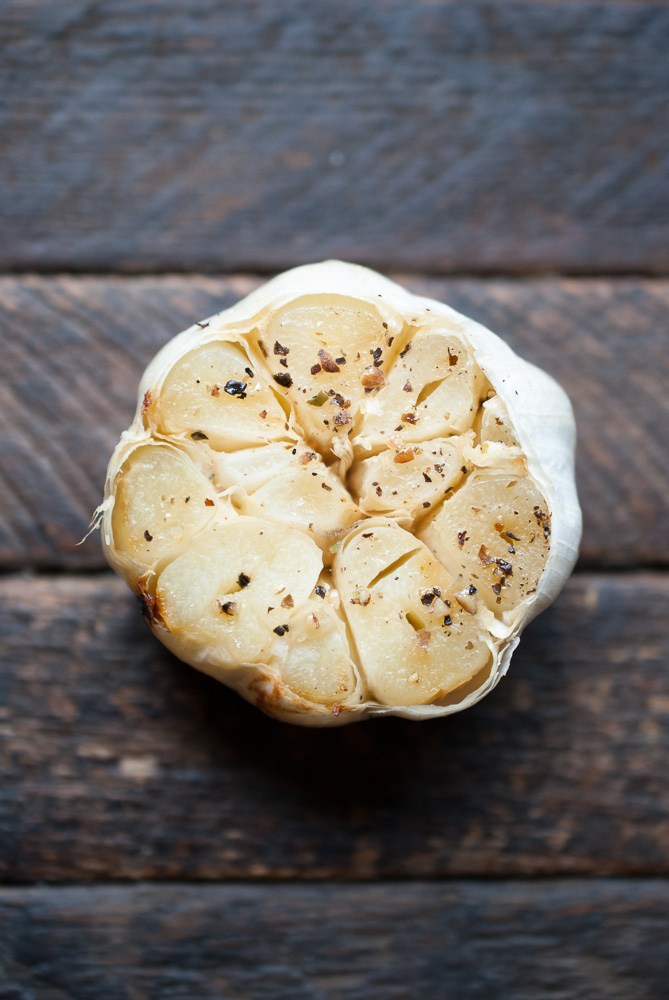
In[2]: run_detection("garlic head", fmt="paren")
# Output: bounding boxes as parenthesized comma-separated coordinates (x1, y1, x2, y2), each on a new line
(100, 262, 581, 726)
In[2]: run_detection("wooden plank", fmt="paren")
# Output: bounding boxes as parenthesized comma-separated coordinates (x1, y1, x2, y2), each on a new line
(1, 275, 668, 569)
(0, 1, 667, 274)
(0, 880, 667, 998)
(1, 572, 668, 882)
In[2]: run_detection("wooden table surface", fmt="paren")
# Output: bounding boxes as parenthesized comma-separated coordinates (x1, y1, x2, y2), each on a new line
(1, 3, 668, 998)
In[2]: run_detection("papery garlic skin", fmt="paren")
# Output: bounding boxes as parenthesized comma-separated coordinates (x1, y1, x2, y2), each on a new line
(100, 261, 581, 726)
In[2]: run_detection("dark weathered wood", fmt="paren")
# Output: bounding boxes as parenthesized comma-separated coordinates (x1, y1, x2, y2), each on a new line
(1, 275, 668, 569)
(1, 572, 668, 882)
(0, 880, 667, 999)
(0, 1, 667, 273)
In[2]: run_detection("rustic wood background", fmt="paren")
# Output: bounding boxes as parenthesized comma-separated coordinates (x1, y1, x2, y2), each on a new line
(1, 2, 668, 997)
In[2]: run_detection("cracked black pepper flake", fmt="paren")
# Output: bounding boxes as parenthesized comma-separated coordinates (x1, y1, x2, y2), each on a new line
(274, 340, 289, 356)
(420, 588, 441, 607)
(311, 363, 322, 375)
(314, 585, 326, 597)
(144, 529, 153, 542)
(244, 367, 254, 378)
(273, 372, 293, 388)
(534, 506, 551, 538)
(191, 431, 208, 440)
(237, 573, 251, 589)
(399, 342, 411, 358)
(273, 624, 289, 636)
(219, 600, 237, 616)
(224, 379, 248, 398)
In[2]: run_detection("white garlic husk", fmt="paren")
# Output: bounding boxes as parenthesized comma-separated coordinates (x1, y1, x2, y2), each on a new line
(99, 261, 581, 726)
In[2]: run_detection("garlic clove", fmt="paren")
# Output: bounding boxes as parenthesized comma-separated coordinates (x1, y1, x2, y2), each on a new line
(258, 296, 403, 458)
(271, 596, 361, 707)
(110, 442, 217, 575)
(215, 441, 360, 561)
(334, 521, 491, 706)
(479, 394, 520, 448)
(155, 519, 323, 665)
(153, 340, 289, 449)
(351, 435, 470, 520)
(419, 472, 550, 617)
(354, 327, 486, 452)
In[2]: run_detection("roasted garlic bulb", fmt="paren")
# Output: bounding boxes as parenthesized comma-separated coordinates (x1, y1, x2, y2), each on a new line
(100, 262, 581, 726)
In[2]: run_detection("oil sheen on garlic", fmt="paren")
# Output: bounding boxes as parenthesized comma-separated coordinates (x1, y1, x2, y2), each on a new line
(100, 262, 581, 726)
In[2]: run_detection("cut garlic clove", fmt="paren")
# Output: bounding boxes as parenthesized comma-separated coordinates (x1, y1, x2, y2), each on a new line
(479, 394, 520, 448)
(419, 472, 550, 617)
(258, 296, 403, 457)
(271, 597, 361, 706)
(110, 443, 218, 576)
(155, 519, 323, 665)
(334, 522, 491, 706)
(351, 436, 468, 520)
(216, 441, 361, 559)
(355, 328, 485, 451)
(214, 441, 298, 492)
(153, 340, 289, 449)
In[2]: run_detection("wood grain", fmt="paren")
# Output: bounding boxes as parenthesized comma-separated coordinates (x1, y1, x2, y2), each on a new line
(1, 275, 668, 570)
(1, 880, 667, 999)
(1, 1, 667, 273)
(1, 572, 668, 883)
